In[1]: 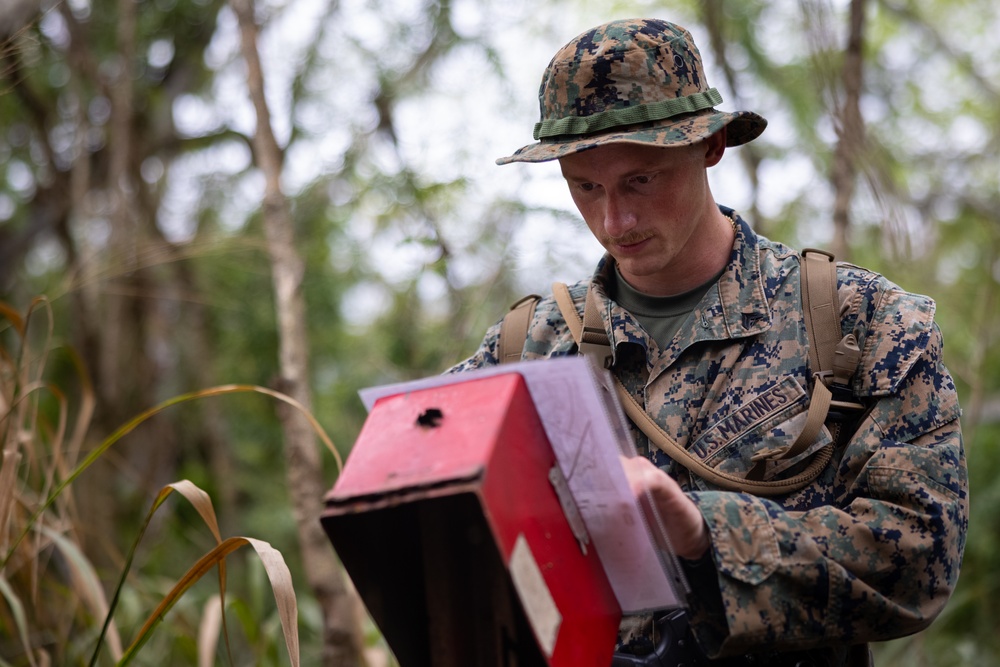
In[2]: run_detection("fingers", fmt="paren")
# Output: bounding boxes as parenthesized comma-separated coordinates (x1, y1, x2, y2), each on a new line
(619, 455, 710, 560)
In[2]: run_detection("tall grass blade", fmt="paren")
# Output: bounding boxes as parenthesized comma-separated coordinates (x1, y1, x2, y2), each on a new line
(61, 347, 96, 470)
(0, 301, 27, 337)
(161, 481, 233, 665)
(0, 450, 20, 556)
(117, 536, 299, 667)
(5, 299, 54, 459)
(89, 481, 229, 666)
(198, 593, 224, 667)
(0, 575, 38, 667)
(38, 526, 123, 660)
(168, 480, 222, 543)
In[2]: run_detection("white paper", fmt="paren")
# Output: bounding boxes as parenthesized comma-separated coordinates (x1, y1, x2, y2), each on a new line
(359, 357, 683, 613)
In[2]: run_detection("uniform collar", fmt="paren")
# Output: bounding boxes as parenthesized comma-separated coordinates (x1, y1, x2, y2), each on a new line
(589, 208, 772, 370)
(714, 210, 772, 340)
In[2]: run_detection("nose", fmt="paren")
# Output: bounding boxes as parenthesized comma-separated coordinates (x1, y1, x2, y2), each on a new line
(603, 190, 636, 238)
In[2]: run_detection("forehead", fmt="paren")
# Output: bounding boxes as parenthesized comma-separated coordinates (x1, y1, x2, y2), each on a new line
(558, 142, 700, 178)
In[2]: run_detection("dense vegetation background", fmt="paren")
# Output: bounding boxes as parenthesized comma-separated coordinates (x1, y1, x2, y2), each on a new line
(1, 0, 997, 664)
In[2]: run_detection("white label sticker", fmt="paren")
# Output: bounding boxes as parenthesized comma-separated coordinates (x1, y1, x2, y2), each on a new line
(509, 533, 562, 657)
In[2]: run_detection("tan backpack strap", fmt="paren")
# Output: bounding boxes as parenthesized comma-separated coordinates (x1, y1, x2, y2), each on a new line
(800, 248, 862, 390)
(787, 250, 867, 453)
(747, 249, 859, 479)
(774, 250, 841, 462)
(552, 282, 581, 339)
(616, 377, 835, 497)
(800, 249, 841, 383)
(553, 282, 613, 368)
(498, 294, 541, 364)
(581, 286, 614, 367)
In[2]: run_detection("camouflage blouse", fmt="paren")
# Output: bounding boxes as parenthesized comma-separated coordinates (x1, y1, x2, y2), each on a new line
(448, 211, 969, 661)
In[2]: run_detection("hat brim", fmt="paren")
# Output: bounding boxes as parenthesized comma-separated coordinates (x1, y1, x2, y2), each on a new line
(496, 108, 766, 165)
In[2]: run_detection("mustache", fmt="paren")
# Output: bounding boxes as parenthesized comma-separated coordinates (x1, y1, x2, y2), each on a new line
(601, 231, 651, 246)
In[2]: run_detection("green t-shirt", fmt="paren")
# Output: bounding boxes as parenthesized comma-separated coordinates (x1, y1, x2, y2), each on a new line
(610, 266, 723, 350)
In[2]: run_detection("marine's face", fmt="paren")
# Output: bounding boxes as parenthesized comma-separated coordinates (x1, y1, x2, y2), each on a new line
(558, 136, 726, 296)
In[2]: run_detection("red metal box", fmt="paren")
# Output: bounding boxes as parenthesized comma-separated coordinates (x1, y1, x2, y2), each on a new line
(322, 372, 621, 667)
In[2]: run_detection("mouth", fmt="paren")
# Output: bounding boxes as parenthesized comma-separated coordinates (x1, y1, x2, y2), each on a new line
(607, 234, 652, 253)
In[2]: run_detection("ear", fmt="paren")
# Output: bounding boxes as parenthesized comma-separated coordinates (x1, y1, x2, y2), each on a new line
(704, 127, 727, 167)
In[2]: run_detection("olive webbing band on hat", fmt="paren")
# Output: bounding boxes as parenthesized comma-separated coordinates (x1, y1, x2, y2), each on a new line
(532, 88, 723, 140)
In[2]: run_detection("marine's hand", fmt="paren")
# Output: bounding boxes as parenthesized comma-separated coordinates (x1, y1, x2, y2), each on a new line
(620, 455, 710, 560)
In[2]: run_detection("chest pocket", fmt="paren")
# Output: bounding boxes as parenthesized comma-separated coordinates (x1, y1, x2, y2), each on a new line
(688, 376, 834, 490)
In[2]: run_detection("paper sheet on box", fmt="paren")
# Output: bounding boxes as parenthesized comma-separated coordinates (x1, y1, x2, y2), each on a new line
(359, 357, 683, 613)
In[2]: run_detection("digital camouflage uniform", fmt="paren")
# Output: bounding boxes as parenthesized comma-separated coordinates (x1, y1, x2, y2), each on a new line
(448, 215, 968, 663)
(454, 16, 968, 666)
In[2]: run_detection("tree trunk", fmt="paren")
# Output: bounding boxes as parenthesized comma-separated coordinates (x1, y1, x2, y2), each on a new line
(229, 0, 365, 663)
(701, 0, 765, 231)
(830, 0, 867, 261)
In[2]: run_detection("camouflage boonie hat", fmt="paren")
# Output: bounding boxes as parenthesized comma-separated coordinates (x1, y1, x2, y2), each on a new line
(497, 18, 767, 165)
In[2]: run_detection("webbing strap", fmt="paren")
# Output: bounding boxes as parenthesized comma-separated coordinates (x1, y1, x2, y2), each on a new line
(746, 251, 842, 479)
(499, 294, 540, 364)
(789, 250, 842, 453)
(551, 283, 579, 337)
(801, 249, 841, 383)
(581, 285, 614, 367)
(553, 282, 614, 367)
(616, 376, 835, 496)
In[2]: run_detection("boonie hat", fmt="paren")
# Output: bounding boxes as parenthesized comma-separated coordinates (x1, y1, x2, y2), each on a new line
(497, 18, 767, 165)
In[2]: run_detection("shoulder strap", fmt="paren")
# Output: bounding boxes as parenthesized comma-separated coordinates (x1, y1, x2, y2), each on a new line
(774, 250, 862, 465)
(778, 249, 842, 462)
(498, 294, 541, 364)
(801, 249, 842, 382)
(553, 282, 613, 368)
(800, 248, 863, 389)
